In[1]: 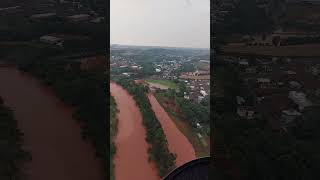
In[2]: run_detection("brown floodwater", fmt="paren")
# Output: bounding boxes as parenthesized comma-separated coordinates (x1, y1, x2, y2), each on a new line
(147, 94, 196, 167)
(110, 82, 160, 180)
(0, 67, 103, 180)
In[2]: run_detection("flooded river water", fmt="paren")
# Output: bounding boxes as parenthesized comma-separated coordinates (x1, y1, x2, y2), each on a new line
(0, 67, 103, 180)
(147, 94, 196, 166)
(110, 82, 159, 180)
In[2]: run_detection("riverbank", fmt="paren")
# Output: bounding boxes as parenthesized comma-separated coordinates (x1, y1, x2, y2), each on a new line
(110, 95, 118, 180)
(0, 67, 104, 180)
(14, 55, 107, 174)
(110, 82, 159, 180)
(147, 93, 196, 166)
(0, 96, 30, 180)
(154, 92, 210, 157)
(112, 78, 176, 177)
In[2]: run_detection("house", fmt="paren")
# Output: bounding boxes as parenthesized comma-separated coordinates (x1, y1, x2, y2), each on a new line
(310, 65, 320, 76)
(289, 81, 302, 89)
(247, 110, 255, 120)
(198, 96, 205, 102)
(239, 60, 249, 66)
(30, 13, 56, 21)
(262, 65, 273, 73)
(256, 78, 271, 88)
(281, 109, 301, 126)
(131, 65, 139, 70)
(286, 70, 297, 75)
(66, 14, 91, 22)
(200, 90, 208, 96)
(236, 96, 245, 105)
(199, 60, 210, 63)
(278, 82, 284, 87)
(197, 133, 203, 139)
(122, 72, 130, 77)
(237, 106, 247, 118)
(237, 106, 255, 119)
(40, 35, 63, 46)
(288, 91, 312, 110)
(193, 70, 210, 76)
(196, 123, 202, 129)
(246, 67, 257, 73)
(90, 17, 105, 23)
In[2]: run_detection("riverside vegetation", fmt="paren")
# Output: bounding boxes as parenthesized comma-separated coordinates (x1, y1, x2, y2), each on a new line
(110, 95, 118, 180)
(113, 77, 176, 177)
(0, 97, 30, 180)
(4, 43, 108, 178)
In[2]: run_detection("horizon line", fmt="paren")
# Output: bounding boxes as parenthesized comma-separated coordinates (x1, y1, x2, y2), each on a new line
(110, 43, 210, 50)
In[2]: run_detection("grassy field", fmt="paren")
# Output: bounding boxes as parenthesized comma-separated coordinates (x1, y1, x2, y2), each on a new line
(222, 44, 320, 57)
(154, 92, 210, 157)
(145, 79, 179, 90)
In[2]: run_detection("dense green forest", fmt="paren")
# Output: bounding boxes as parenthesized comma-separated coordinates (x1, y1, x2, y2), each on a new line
(110, 95, 118, 180)
(213, 61, 320, 180)
(0, 97, 30, 180)
(113, 77, 176, 177)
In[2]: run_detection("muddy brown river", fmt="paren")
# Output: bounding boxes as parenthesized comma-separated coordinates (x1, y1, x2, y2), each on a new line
(0, 67, 103, 180)
(110, 82, 159, 180)
(147, 94, 196, 167)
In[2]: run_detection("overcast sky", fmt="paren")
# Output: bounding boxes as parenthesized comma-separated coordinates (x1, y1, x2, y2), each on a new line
(111, 0, 210, 49)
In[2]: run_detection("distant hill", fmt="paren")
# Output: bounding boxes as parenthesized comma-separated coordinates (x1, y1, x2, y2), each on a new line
(111, 44, 210, 57)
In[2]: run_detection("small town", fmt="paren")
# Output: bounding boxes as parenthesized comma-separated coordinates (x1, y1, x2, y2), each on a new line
(213, 0, 320, 179)
(220, 55, 320, 130)
(110, 45, 210, 104)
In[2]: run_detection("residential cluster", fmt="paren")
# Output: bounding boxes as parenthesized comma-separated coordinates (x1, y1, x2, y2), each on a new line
(110, 46, 210, 104)
(223, 55, 320, 131)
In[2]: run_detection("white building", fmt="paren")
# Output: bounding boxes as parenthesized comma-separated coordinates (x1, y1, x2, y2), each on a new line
(196, 123, 202, 128)
(122, 72, 130, 77)
(131, 65, 139, 69)
(200, 90, 208, 96)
